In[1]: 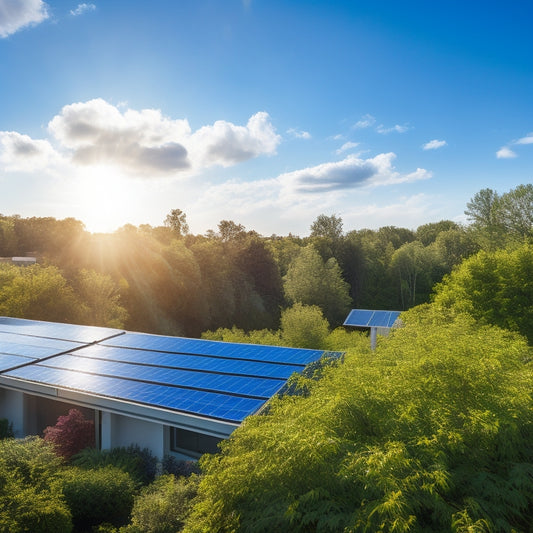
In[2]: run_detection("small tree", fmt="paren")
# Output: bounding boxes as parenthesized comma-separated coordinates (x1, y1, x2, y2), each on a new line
(43, 409, 95, 460)
(280, 303, 330, 349)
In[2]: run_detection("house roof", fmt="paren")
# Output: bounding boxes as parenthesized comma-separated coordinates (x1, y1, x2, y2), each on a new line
(0, 317, 340, 435)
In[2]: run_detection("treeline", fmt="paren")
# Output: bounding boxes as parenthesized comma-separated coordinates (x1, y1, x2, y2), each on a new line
(0, 184, 531, 336)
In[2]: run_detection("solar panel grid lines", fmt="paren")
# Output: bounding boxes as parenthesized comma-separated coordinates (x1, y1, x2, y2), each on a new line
(103, 332, 324, 366)
(35, 355, 284, 400)
(71, 344, 303, 380)
(343, 309, 401, 328)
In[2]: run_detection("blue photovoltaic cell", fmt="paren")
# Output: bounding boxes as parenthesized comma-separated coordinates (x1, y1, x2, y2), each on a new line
(343, 309, 400, 328)
(74, 344, 303, 379)
(44, 354, 286, 398)
(104, 333, 324, 365)
(6, 364, 264, 422)
(0, 332, 84, 354)
(0, 316, 123, 344)
(0, 353, 35, 371)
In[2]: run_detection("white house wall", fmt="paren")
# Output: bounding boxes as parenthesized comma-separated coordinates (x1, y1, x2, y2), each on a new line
(0, 388, 24, 437)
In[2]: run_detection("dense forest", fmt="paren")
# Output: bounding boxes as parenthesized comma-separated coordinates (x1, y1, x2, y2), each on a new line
(1, 183, 533, 532)
(1, 184, 531, 339)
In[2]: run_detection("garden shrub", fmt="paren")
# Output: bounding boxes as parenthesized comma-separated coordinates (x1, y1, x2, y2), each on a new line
(60, 465, 136, 531)
(71, 444, 157, 486)
(0, 418, 13, 439)
(123, 474, 200, 533)
(43, 408, 95, 460)
(161, 455, 200, 477)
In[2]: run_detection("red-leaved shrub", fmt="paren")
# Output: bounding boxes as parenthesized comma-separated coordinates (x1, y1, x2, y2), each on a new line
(43, 408, 95, 460)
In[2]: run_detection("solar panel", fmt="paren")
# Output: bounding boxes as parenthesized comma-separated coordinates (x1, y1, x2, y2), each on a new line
(73, 344, 303, 379)
(6, 364, 265, 423)
(0, 316, 338, 424)
(0, 317, 122, 344)
(104, 332, 325, 365)
(343, 309, 400, 328)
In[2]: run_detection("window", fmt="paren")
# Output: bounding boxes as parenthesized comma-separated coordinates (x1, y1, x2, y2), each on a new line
(170, 427, 223, 457)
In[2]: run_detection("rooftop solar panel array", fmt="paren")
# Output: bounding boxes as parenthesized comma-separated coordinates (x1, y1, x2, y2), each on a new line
(343, 309, 401, 329)
(0, 317, 336, 424)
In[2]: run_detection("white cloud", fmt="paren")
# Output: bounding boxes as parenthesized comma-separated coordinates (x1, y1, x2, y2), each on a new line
(287, 128, 311, 140)
(376, 123, 410, 134)
(70, 3, 96, 16)
(336, 141, 359, 154)
(353, 114, 376, 129)
(278, 152, 431, 196)
(0, 0, 48, 37)
(422, 139, 447, 150)
(515, 133, 533, 145)
(0, 99, 281, 177)
(0, 131, 62, 171)
(496, 146, 517, 159)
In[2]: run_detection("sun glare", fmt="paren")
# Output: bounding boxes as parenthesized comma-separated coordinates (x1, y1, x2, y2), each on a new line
(67, 167, 144, 233)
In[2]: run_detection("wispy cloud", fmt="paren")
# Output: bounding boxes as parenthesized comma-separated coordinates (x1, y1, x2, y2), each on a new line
(0, 0, 48, 38)
(496, 131, 533, 158)
(376, 123, 410, 134)
(336, 141, 359, 154)
(422, 139, 447, 150)
(496, 146, 517, 159)
(353, 114, 376, 129)
(0, 131, 62, 171)
(2, 98, 281, 177)
(70, 3, 96, 16)
(287, 128, 311, 140)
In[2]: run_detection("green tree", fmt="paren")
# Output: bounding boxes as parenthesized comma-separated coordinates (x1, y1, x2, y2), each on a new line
(310, 214, 344, 241)
(185, 307, 533, 532)
(432, 243, 533, 343)
(415, 220, 458, 246)
(164, 209, 189, 237)
(499, 183, 533, 240)
(0, 264, 80, 323)
(284, 245, 351, 325)
(217, 220, 246, 242)
(280, 303, 330, 349)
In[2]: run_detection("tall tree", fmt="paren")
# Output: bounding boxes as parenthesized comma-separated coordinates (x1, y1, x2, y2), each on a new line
(164, 209, 189, 237)
(284, 244, 351, 325)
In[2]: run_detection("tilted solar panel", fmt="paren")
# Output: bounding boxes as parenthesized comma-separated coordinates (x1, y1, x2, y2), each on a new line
(343, 309, 400, 328)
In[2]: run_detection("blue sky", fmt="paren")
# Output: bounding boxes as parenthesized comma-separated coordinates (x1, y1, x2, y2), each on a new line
(1, 0, 532, 235)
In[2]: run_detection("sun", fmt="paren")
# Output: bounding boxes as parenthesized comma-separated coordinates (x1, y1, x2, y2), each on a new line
(66, 166, 144, 233)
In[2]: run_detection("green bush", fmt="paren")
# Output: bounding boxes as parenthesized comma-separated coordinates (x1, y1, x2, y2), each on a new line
(123, 474, 199, 533)
(60, 466, 136, 531)
(71, 445, 157, 486)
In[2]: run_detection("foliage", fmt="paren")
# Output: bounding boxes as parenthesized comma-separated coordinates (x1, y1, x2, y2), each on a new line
(161, 455, 201, 478)
(165, 208, 189, 237)
(433, 244, 533, 343)
(284, 244, 351, 325)
(0, 418, 13, 439)
(0, 263, 80, 323)
(60, 465, 136, 531)
(0, 437, 72, 533)
(43, 408, 95, 460)
(121, 474, 200, 533)
(71, 445, 158, 487)
(279, 303, 330, 349)
(184, 306, 533, 532)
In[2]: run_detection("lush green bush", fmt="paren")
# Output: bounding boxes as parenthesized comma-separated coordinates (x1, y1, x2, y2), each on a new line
(122, 474, 200, 533)
(71, 445, 157, 486)
(0, 437, 72, 532)
(184, 306, 533, 532)
(60, 466, 136, 531)
(161, 455, 201, 478)
(280, 303, 330, 349)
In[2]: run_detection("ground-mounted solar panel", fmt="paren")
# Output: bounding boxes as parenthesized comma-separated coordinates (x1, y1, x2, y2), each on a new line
(74, 344, 304, 379)
(343, 309, 400, 328)
(5, 364, 265, 423)
(103, 332, 326, 365)
(0, 317, 123, 344)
